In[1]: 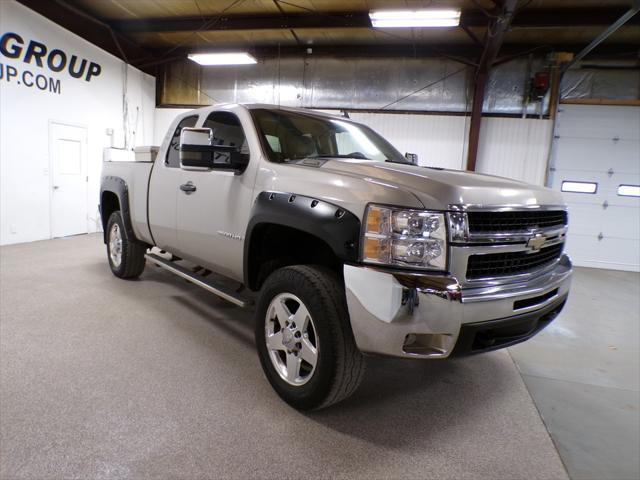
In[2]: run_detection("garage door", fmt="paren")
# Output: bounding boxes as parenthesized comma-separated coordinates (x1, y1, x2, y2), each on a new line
(550, 104, 640, 272)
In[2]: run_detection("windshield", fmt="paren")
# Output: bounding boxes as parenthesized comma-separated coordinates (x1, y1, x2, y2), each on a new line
(251, 108, 409, 164)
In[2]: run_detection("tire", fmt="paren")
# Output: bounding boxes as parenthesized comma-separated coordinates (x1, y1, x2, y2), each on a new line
(255, 265, 365, 410)
(106, 211, 146, 279)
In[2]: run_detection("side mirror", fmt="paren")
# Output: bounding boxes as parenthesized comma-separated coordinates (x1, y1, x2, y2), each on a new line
(179, 127, 248, 172)
(405, 152, 419, 165)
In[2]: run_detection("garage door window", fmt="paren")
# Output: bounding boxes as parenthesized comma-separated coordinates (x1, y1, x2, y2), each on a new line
(618, 185, 640, 197)
(561, 181, 598, 194)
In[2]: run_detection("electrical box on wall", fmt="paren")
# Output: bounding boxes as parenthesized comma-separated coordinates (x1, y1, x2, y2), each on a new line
(531, 72, 550, 100)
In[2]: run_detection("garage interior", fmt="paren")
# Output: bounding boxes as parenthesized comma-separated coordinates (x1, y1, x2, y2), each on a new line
(1, 1, 639, 479)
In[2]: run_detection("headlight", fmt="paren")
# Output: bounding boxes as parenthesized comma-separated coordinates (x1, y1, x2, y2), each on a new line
(362, 205, 447, 270)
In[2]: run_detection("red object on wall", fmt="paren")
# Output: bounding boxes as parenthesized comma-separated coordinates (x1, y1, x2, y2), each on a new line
(533, 71, 550, 92)
(531, 71, 550, 99)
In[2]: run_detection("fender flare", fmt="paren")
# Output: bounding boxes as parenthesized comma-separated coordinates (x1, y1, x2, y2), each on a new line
(100, 176, 136, 243)
(244, 191, 361, 285)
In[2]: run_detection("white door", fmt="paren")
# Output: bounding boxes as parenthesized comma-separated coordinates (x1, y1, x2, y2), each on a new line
(550, 105, 640, 272)
(49, 123, 88, 238)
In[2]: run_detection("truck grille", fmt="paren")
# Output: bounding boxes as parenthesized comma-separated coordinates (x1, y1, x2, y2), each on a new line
(466, 243, 564, 280)
(467, 210, 567, 234)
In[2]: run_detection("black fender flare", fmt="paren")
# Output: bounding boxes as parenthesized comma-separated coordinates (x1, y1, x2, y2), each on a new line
(100, 176, 136, 244)
(244, 191, 361, 284)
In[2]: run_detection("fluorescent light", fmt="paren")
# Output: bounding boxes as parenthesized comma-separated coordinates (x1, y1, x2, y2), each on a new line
(561, 181, 598, 194)
(188, 52, 257, 66)
(369, 9, 461, 28)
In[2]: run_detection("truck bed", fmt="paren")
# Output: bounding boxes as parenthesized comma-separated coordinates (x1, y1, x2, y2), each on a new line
(102, 158, 154, 245)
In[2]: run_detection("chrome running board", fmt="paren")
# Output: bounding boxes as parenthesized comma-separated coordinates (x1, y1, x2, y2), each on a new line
(145, 253, 251, 308)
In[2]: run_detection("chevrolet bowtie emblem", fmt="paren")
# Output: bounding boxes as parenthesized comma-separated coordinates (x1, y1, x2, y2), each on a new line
(527, 235, 547, 251)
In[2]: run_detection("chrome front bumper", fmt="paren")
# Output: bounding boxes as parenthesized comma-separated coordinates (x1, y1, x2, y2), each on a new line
(343, 254, 572, 358)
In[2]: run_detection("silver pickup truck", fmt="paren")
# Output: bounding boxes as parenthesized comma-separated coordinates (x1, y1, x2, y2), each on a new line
(100, 103, 572, 410)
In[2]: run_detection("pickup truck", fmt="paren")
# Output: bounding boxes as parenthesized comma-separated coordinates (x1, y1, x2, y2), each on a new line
(100, 103, 572, 410)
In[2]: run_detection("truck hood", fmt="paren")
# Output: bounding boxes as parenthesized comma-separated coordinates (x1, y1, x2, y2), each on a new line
(304, 158, 563, 210)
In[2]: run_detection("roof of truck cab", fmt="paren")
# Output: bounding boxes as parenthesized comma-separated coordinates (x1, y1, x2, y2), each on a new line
(246, 104, 342, 118)
(186, 103, 345, 120)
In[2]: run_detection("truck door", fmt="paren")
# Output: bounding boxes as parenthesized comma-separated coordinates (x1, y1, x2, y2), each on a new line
(176, 110, 255, 281)
(148, 115, 199, 252)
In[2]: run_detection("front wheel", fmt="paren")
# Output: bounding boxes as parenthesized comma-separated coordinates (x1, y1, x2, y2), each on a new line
(106, 211, 146, 279)
(255, 265, 365, 410)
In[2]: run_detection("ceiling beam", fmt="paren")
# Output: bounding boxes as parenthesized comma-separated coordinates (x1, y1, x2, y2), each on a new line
(113, 12, 370, 33)
(15, 0, 639, 73)
(16, 0, 157, 73)
(136, 42, 640, 70)
(564, 2, 640, 71)
(136, 44, 481, 69)
(492, 7, 640, 28)
(111, 8, 640, 34)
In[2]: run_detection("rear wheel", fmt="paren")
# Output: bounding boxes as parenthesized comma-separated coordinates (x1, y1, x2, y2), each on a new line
(106, 211, 146, 279)
(255, 265, 365, 410)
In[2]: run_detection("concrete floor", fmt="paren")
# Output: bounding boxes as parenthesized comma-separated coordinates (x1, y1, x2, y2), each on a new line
(0, 234, 632, 480)
(509, 267, 640, 480)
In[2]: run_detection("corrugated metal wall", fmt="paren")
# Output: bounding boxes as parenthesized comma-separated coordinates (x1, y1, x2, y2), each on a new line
(348, 112, 469, 170)
(160, 55, 637, 113)
(162, 57, 553, 114)
(476, 117, 552, 185)
(348, 111, 551, 184)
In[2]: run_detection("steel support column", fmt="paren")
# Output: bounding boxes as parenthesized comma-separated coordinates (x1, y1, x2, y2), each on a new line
(465, 0, 518, 171)
(466, 72, 488, 173)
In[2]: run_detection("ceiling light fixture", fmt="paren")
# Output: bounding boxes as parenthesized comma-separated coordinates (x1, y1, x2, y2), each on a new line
(187, 52, 257, 66)
(369, 9, 461, 28)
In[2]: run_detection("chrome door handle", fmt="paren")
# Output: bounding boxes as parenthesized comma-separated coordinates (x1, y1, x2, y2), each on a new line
(53, 185, 60, 190)
(180, 182, 196, 194)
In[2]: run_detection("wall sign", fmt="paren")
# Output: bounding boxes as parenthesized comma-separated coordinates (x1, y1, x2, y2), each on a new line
(0, 32, 102, 95)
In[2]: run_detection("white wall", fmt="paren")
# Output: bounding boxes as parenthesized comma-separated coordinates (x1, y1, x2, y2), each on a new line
(0, 1, 155, 245)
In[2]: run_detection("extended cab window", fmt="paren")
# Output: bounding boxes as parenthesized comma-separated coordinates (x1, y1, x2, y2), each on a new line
(166, 115, 198, 168)
(203, 111, 249, 155)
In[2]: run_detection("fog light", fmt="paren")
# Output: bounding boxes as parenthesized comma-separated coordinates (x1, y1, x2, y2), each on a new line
(402, 333, 454, 356)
